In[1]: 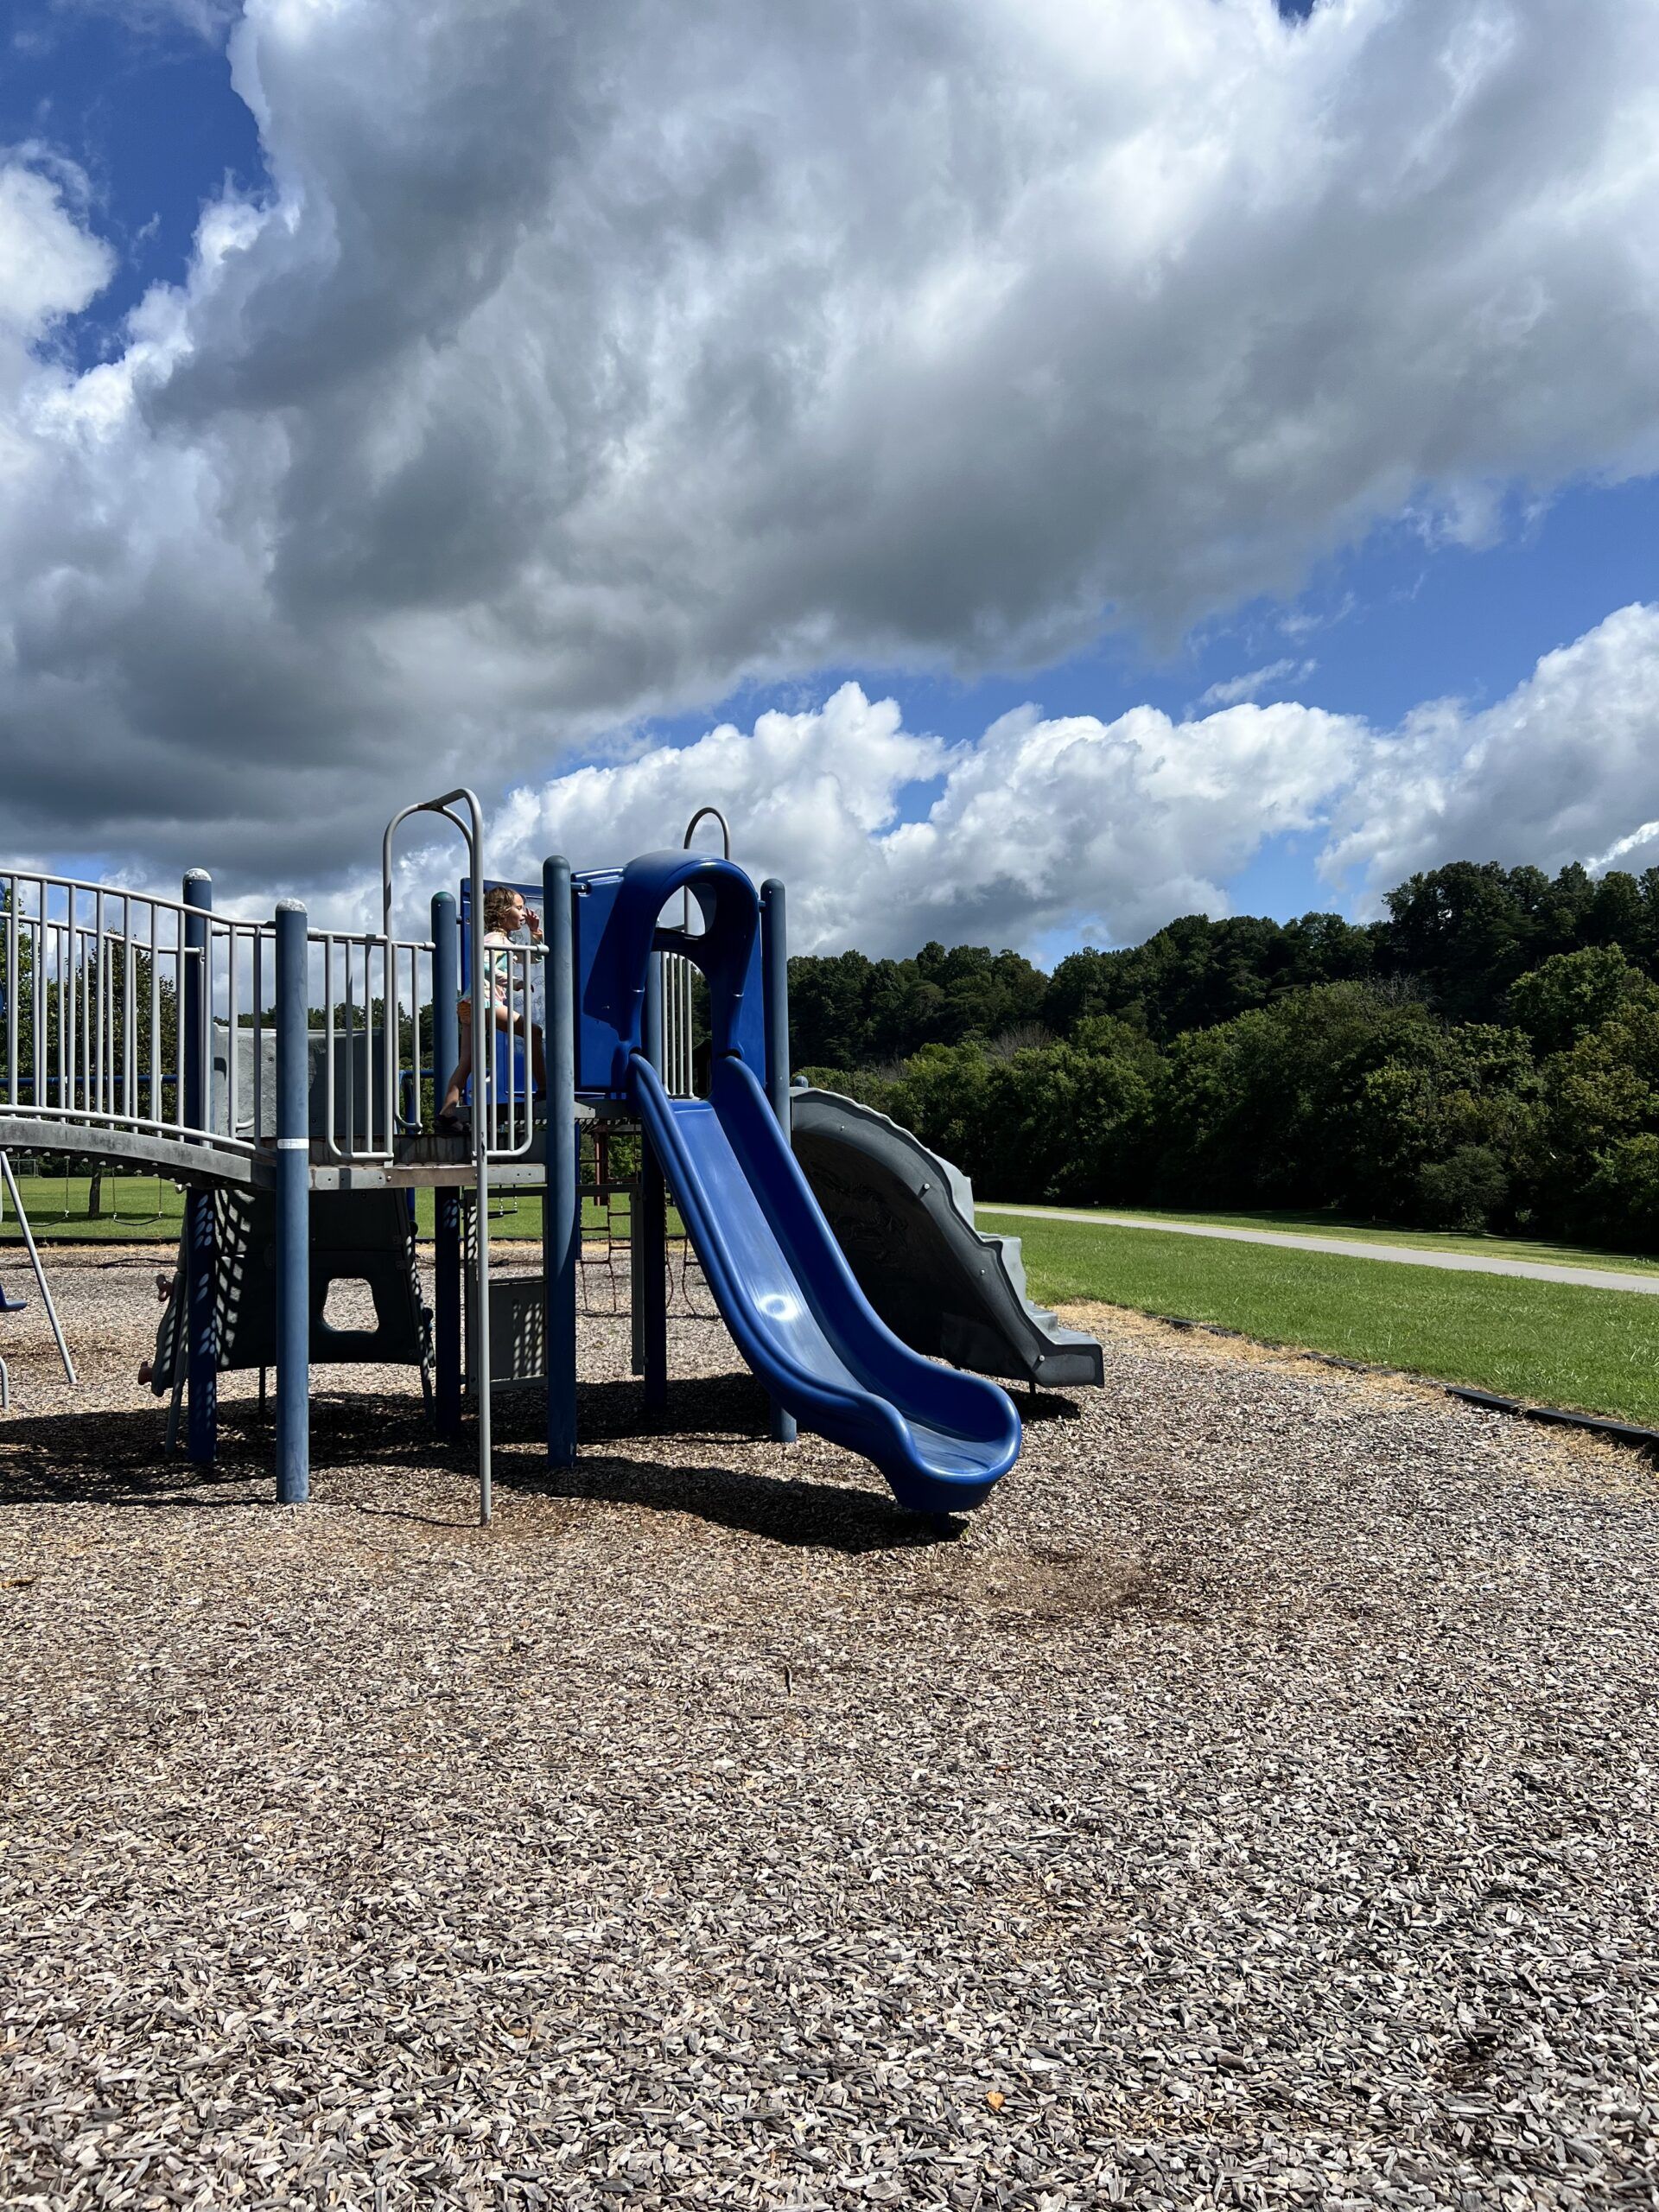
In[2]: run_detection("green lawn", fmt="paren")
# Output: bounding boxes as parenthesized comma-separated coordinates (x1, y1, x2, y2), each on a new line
(1, 1172, 188, 1243)
(982, 1199, 1659, 1275)
(13, 1170, 1657, 1427)
(978, 1210, 1659, 1430)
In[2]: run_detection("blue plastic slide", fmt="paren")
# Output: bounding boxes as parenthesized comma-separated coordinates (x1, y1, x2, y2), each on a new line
(632, 1051, 1021, 1513)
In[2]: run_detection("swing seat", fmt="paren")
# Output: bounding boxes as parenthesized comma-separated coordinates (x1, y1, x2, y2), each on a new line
(0, 1284, 27, 1314)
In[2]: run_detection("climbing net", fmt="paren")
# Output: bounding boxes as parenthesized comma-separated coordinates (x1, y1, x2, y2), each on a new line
(578, 1128, 631, 1319)
(665, 1225, 715, 1320)
(577, 1128, 716, 1324)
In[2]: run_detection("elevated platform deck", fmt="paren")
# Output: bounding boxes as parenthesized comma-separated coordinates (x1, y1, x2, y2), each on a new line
(0, 1108, 629, 1195)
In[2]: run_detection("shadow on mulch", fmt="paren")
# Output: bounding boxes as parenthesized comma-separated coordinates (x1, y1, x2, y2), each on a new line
(500, 1372, 969, 1552)
(0, 1407, 248, 1508)
(557, 1369, 1076, 1440)
(567, 1370, 773, 1445)
(0, 1371, 968, 1554)
(1004, 1387, 1083, 1425)
(0, 1394, 433, 1509)
(514, 1451, 965, 1555)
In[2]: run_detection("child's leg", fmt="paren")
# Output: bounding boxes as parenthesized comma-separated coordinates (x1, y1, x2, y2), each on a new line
(439, 1002, 474, 1121)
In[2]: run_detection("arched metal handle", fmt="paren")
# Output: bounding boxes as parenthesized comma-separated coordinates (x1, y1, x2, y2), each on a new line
(681, 808, 732, 932)
(683, 806, 731, 858)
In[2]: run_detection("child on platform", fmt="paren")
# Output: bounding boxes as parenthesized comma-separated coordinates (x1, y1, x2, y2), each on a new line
(435, 884, 544, 1132)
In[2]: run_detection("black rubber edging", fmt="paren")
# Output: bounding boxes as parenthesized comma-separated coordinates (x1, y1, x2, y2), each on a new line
(1153, 1313, 1659, 1460)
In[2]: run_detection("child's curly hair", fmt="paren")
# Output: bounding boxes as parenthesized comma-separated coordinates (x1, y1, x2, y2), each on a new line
(481, 884, 521, 935)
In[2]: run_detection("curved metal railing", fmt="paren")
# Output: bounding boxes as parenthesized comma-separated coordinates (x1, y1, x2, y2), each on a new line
(1, 868, 270, 1156)
(0, 866, 517, 1171)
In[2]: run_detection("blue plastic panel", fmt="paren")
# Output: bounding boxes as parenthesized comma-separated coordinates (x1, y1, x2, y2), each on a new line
(457, 855, 766, 1100)
(574, 855, 765, 1097)
(573, 869, 625, 1094)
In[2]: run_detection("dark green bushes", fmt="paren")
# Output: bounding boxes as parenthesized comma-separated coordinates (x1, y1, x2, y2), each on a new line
(791, 860, 1659, 1070)
(791, 874, 1659, 1247)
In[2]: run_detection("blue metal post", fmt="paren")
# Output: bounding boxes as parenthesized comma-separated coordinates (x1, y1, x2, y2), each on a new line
(760, 878, 798, 1445)
(639, 953, 668, 1415)
(543, 858, 577, 1465)
(275, 900, 310, 1503)
(182, 870, 217, 1466)
(431, 890, 462, 1440)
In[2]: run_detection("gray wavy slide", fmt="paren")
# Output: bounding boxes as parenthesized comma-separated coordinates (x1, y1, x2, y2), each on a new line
(789, 1088, 1103, 1390)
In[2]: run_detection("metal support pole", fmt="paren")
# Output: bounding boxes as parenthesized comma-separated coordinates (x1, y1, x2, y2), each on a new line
(380, 793, 490, 1520)
(182, 870, 216, 1468)
(431, 890, 462, 1441)
(274, 899, 309, 1503)
(471, 852, 493, 1526)
(0, 1152, 74, 1383)
(639, 953, 668, 1416)
(760, 879, 798, 1444)
(628, 1166, 645, 1376)
(543, 858, 577, 1465)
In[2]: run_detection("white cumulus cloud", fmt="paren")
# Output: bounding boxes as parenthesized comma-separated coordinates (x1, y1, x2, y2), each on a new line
(2, 0, 1659, 899)
(465, 601, 1659, 955)
(1322, 602, 1659, 903)
(0, 158, 112, 353)
(486, 682, 1358, 954)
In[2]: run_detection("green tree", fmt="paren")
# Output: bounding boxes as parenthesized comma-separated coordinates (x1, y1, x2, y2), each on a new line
(1525, 995, 1659, 1244)
(789, 948, 876, 1067)
(1508, 945, 1654, 1056)
(1344, 1023, 1537, 1229)
(1149, 984, 1535, 1225)
(1381, 861, 1546, 1020)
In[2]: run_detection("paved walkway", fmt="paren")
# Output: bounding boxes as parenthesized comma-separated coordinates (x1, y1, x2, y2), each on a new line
(980, 1206, 1659, 1296)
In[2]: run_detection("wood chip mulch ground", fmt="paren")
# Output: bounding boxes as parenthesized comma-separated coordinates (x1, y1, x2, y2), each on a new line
(2, 1249, 1656, 2209)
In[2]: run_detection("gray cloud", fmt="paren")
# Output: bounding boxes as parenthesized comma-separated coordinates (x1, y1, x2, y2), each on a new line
(3, 0, 1659, 917)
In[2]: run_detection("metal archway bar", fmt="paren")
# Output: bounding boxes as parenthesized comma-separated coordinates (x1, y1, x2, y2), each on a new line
(683, 806, 731, 858)
(382, 789, 494, 1525)
(681, 808, 731, 936)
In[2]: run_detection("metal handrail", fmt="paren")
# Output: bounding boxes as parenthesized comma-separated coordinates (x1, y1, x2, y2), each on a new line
(0, 866, 472, 1171)
(0, 868, 220, 918)
(314, 925, 437, 1166)
(662, 952, 696, 1097)
(669, 808, 728, 1096)
(0, 860, 543, 1177)
(0, 868, 275, 1158)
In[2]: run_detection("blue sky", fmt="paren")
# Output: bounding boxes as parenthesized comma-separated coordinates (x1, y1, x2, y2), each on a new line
(3, 3, 264, 359)
(659, 469, 1659, 924)
(3, 1, 1658, 957)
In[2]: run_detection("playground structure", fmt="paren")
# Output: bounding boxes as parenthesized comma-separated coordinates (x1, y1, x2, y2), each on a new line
(0, 798, 1068, 1520)
(791, 1088, 1105, 1389)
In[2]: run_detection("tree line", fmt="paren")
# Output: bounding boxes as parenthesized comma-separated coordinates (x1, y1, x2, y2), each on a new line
(788, 860, 1659, 1247)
